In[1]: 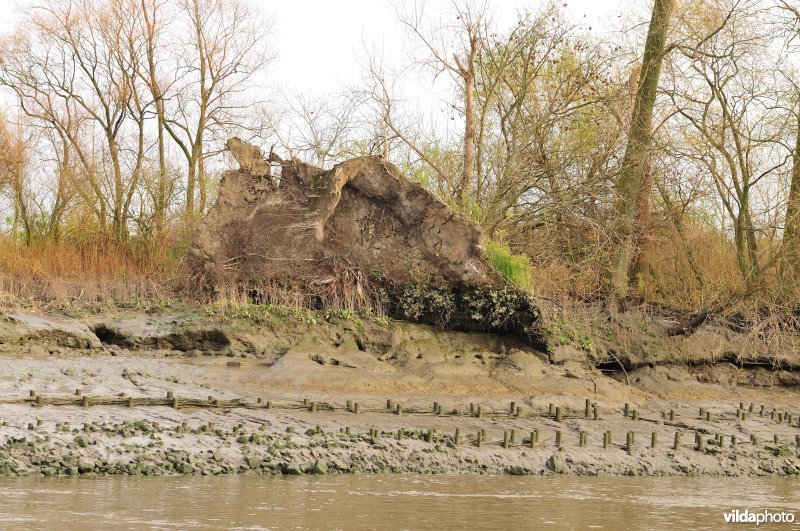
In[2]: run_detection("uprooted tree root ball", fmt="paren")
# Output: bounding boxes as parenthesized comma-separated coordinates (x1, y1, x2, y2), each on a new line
(187, 139, 543, 345)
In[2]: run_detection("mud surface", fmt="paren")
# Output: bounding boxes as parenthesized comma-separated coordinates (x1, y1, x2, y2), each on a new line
(0, 306, 798, 477)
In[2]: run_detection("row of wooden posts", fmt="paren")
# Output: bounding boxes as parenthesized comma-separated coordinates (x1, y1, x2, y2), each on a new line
(15, 390, 800, 451)
(21, 390, 800, 434)
(334, 426, 800, 451)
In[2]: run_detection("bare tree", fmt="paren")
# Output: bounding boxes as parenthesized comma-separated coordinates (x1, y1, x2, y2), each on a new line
(393, 0, 488, 207)
(166, 0, 270, 216)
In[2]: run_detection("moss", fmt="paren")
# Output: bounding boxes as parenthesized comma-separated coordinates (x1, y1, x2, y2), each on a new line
(386, 280, 544, 348)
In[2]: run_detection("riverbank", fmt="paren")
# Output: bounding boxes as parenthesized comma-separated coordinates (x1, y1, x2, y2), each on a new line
(0, 305, 798, 477)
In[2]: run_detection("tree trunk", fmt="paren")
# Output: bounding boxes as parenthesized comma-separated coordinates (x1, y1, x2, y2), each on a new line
(186, 160, 196, 216)
(781, 108, 800, 295)
(608, 0, 675, 299)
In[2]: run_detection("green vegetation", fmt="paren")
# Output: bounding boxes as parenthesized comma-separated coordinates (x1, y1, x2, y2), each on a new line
(485, 241, 533, 289)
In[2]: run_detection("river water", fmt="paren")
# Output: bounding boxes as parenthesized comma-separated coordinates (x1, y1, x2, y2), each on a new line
(0, 475, 797, 530)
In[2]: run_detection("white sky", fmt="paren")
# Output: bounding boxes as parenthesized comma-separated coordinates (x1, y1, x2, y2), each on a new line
(0, 0, 628, 99)
(266, 0, 627, 95)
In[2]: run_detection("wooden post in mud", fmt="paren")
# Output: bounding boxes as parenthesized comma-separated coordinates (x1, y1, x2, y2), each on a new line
(632, 410, 639, 421)
(470, 403, 475, 416)
(310, 402, 317, 413)
(454, 428, 460, 445)
(529, 431, 536, 448)
(556, 431, 563, 449)
(706, 412, 711, 422)
(345, 427, 351, 435)
(346, 400, 352, 411)
(549, 403, 554, 416)
(731, 435, 737, 446)
(266, 401, 271, 410)
(166, 391, 173, 400)
(172, 397, 179, 410)
(699, 407, 704, 418)
(82, 396, 89, 408)
(426, 429, 433, 443)
(741, 412, 746, 421)
(257, 397, 263, 404)
(774, 434, 779, 445)
(624, 403, 630, 417)
(669, 410, 675, 422)
(395, 404, 402, 415)
(127, 397, 133, 407)
(510, 401, 516, 414)
(533, 429, 539, 445)
(749, 403, 754, 413)
(515, 406, 522, 418)
(35, 395, 42, 406)
(397, 429, 403, 441)
(751, 434, 757, 445)
(593, 405, 599, 420)
(503, 431, 510, 449)
(585, 399, 590, 417)
(354, 403, 360, 414)
(579, 431, 587, 447)
(386, 399, 392, 410)
(510, 429, 516, 443)
(75, 389, 81, 396)
(795, 435, 799, 447)
(476, 431, 482, 448)
(29, 390, 35, 398)
(477, 406, 483, 419)
(603, 431, 610, 449)
(673, 432, 681, 450)
(555, 407, 562, 423)
(695, 433, 703, 451)
(760, 405, 764, 416)
(626, 432, 633, 453)
(433, 402, 439, 414)
(651, 432, 657, 448)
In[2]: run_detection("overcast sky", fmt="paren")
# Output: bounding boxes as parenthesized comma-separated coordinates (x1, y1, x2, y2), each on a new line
(0, 0, 628, 97)
(267, 0, 627, 94)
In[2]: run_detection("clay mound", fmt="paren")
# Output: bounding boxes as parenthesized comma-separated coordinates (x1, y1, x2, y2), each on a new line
(189, 138, 502, 292)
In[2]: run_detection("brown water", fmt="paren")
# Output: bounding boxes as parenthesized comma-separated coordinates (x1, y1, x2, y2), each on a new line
(0, 475, 797, 530)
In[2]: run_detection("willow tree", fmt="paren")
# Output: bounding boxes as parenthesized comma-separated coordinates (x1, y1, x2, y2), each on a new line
(608, 0, 676, 299)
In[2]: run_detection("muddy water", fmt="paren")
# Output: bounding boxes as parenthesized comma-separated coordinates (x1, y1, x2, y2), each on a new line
(0, 476, 797, 530)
